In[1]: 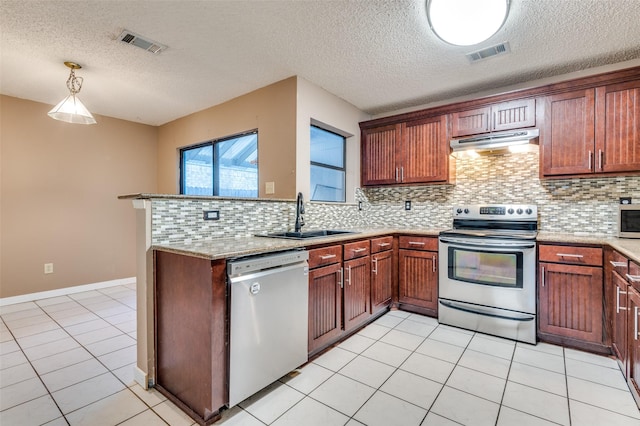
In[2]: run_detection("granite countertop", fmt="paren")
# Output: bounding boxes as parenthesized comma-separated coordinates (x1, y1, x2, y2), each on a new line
(154, 228, 640, 264)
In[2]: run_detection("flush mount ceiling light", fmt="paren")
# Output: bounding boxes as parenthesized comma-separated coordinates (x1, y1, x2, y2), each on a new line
(427, 0, 510, 46)
(47, 61, 96, 125)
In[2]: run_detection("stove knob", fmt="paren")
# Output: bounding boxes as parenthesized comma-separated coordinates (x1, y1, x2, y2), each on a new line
(525, 208, 533, 215)
(508, 208, 514, 214)
(456, 208, 463, 214)
(517, 208, 523, 215)
(464, 208, 470, 214)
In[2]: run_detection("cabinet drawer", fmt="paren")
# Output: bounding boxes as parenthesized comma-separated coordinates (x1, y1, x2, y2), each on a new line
(399, 236, 437, 251)
(344, 240, 370, 261)
(539, 244, 603, 266)
(371, 236, 393, 254)
(308, 245, 342, 269)
(609, 250, 629, 276)
(629, 261, 640, 292)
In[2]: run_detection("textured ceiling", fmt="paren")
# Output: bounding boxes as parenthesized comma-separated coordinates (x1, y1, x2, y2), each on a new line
(1, 0, 639, 126)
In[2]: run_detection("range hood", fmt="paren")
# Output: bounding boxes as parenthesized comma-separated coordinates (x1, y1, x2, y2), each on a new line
(450, 129, 540, 155)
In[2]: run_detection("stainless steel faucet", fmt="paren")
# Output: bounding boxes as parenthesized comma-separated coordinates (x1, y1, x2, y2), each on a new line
(294, 192, 305, 233)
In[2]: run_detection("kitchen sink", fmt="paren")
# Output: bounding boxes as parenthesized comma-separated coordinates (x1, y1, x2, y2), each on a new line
(260, 230, 359, 240)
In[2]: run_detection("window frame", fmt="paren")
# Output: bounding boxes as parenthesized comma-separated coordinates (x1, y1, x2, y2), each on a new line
(179, 130, 258, 197)
(310, 124, 347, 203)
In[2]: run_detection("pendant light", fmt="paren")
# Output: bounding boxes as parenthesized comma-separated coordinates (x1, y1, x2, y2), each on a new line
(48, 61, 97, 125)
(427, 0, 510, 46)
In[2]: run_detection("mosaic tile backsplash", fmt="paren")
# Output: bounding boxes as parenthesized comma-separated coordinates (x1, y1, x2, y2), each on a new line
(152, 150, 640, 244)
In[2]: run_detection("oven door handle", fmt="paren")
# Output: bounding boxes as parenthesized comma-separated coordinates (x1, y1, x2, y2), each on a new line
(439, 299, 535, 322)
(439, 237, 536, 251)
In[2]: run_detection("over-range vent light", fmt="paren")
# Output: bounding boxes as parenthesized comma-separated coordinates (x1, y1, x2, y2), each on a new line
(466, 42, 511, 63)
(118, 29, 167, 54)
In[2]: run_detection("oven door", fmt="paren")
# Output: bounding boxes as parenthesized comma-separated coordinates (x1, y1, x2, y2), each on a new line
(438, 236, 536, 314)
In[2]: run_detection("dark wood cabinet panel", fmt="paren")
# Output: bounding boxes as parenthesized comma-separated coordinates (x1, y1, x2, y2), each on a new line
(538, 244, 603, 267)
(402, 116, 450, 183)
(155, 251, 227, 423)
(398, 249, 438, 314)
(361, 124, 400, 186)
(628, 287, 640, 402)
(308, 245, 342, 269)
(371, 236, 393, 254)
(451, 107, 489, 137)
(540, 89, 596, 176)
(343, 256, 371, 331)
(451, 99, 535, 137)
(539, 262, 603, 344)
(399, 235, 438, 251)
(343, 240, 370, 261)
(371, 250, 393, 315)
(612, 270, 629, 371)
(596, 80, 640, 173)
(308, 263, 343, 355)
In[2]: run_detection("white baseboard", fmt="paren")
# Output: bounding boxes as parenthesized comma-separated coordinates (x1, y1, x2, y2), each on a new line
(134, 365, 149, 389)
(0, 277, 136, 307)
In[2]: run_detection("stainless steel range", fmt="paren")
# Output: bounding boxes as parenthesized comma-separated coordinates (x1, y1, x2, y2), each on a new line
(438, 204, 538, 344)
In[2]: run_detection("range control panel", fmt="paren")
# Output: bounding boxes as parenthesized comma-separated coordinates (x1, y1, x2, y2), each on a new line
(453, 204, 537, 221)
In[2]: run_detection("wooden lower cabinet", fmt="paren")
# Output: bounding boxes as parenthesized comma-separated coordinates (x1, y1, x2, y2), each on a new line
(611, 269, 630, 372)
(308, 262, 343, 355)
(371, 249, 393, 314)
(343, 256, 371, 331)
(538, 262, 604, 347)
(629, 287, 640, 401)
(154, 251, 227, 424)
(398, 249, 438, 316)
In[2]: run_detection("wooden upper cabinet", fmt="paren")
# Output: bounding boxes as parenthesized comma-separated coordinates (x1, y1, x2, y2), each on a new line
(361, 124, 400, 186)
(596, 80, 640, 173)
(402, 115, 450, 183)
(452, 98, 536, 137)
(540, 89, 596, 177)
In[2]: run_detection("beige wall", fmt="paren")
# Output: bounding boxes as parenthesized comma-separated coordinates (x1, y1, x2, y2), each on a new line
(296, 77, 370, 203)
(157, 77, 298, 198)
(0, 95, 157, 298)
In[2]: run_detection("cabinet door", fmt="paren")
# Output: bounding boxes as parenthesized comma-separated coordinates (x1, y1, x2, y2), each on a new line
(371, 250, 393, 315)
(361, 124, 400, 186)
(401, 116, 449, 183)
(451, 107, 490, 137)
(595, 80, 640, 173)
(491, 98, 536, 132)
(612, 271, 629, 368)
(540, 89, 596, 176)
(539, 262, 603, 343)
(629, 287, 640, 398)
(398, 249, 438, 313)
(308, 263, 343, 354)
(344, 256, 371, 331)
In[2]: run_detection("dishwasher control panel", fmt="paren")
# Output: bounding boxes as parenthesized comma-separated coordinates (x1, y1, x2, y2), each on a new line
(227, 250, 308, 276)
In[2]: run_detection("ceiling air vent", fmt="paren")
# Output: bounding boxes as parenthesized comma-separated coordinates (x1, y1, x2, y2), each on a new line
(466, 42, 510, 63)
(117, 30, 167, 54)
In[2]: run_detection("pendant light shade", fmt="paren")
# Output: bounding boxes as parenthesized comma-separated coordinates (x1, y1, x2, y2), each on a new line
(48, 62, 96, 125)
(427, 0, 510, 46)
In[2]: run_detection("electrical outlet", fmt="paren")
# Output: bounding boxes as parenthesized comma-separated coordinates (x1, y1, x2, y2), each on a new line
(44, 263, 54, 274)
(358, 201, 363, 211)
(203, 210, 220, 220)
(265, 182, 275, 194)
(405, 200, 412, 211)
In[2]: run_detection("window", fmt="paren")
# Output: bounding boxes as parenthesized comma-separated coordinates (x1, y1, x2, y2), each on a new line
(180, 131, 258, 197)
(310, 125, 346, 202)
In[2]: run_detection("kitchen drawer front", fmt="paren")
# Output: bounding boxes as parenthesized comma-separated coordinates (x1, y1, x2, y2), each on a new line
(343, 240, 371, 261)
(609, 250, 629, 276)
(371, 236, 393, 254)
(629, 261, 640, 292)
(399, 236, 438, 252)
(308, 245, 342, 269)
(539, 244, 603, 266)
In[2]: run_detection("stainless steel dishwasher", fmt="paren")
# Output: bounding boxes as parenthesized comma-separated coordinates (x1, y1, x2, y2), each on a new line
(227, 250, 309, 407)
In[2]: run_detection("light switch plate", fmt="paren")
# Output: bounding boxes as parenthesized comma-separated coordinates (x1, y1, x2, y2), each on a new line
(265, 182, 275, 194)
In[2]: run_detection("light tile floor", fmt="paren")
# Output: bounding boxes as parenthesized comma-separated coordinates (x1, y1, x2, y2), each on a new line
(2, 285, 640, 425)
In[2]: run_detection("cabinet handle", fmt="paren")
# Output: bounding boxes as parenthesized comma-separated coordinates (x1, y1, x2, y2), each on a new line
(432, 255, 436, 273)
(377, 242, 391, 248)
(610, 261, 627, 267)
(541, 266, 545, 287)
(338, 268, 343, 288)
(635, 306, 639, 341)
(346, 266, 351, 286)
(556, 253, 584, 259)
(320, 254, 337, 260)
(372, 257, 378, 274)
(351, 247, 367, 253)
(617, 286, 628, 313)
(626, 274, 640, 283)
(395, 167, 399, 182)
(408, 241, 425, 246)
(588, 151, 593, 170)
(598, 150, 604, 171)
